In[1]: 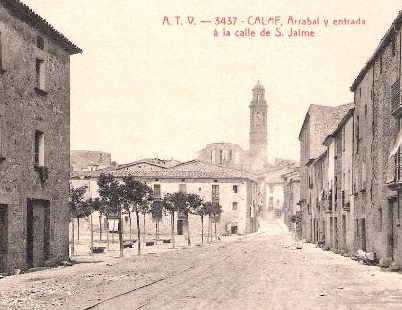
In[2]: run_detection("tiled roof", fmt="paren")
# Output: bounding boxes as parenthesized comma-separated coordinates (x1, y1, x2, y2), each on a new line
(71, 159, 258, 182)
(1, 0, 82, 54)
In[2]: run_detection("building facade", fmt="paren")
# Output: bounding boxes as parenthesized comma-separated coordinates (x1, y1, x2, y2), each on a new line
(0, 0, 81, 273)
(70, 159, 260, 236)
(298, 103, 354, 242)
(281, 167, 300, 231)
(70, 150, 113, 172)
(351, 11, 402, 267)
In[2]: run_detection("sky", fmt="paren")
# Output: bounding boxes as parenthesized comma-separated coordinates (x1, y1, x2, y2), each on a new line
(22, 0, 402, 164)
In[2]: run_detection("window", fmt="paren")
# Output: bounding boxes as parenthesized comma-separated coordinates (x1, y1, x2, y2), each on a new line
(364, 105, 367, 118)
(37, 35, 45, 50)
(153, 184, 161, 199)
(212, 184, 219, 203)
(359, 87, 361, 98)
(232, 202, 238, 211)
(179, 183, 186, 194)
(219, 149, 223, 163)
(35, 58, 45, 90)
(34, 130, 44, 167)
(233, 185, 238, 193)
(392, 37, 396, 57)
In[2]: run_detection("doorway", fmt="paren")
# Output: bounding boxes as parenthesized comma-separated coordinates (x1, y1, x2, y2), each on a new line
(342, 215, 347, 251)
(177, 220, 184, 235)
(0, 204, 8, 273)
(26, 199, 50, 268)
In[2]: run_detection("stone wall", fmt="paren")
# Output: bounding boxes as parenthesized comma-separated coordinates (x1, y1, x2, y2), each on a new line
(0, 4, 73, 272)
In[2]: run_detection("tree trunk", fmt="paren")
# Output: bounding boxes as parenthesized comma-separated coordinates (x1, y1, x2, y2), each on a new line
(171, 211, 175, 249)
(118, 205, 124, 257)
(187, 212, 191, 246)
(106, 218, 110, 250)
(201, 215, 204, 244)
(143, 213, 146, 243)
(77, 218, 80, 244)
(155, 217, 158, 245)
(129, 212, 132, 241)
(214, 215, 217, 241)
(208, 215, 211, 242)
(90, 211, 94, 256)
(99, 214, 102, 242)
(112, 219, 116, 244)
(71, 217, 75, 256)
(136, 210, 141, 255)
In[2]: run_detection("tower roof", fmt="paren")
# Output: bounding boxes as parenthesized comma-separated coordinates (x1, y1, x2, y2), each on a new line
(253, 81, 264, 90)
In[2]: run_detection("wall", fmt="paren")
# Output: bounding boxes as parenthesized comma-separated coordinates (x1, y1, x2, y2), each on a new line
(70, 177, 258, 235)
(0, 4, 72, 272)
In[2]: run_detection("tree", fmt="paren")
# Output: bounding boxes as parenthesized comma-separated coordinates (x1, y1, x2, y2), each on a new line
(198, 202, 211, 244)
(185, 193, 203, 246)
(210, 202, 223, 241)
(97, 173, 124, 257)
(150, 200, 164, 244)
(164, 193, 185, 248)
(121, 175, 153, 255)
(86, 197, 102, 254)
(69, 185, 88, 256)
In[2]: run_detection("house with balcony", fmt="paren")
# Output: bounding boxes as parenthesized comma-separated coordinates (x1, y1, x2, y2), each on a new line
(323, 107, 355, 254)
(0, 0, 81, 273)
(298, 103, 354, 242)
(349, 9, 402, 268)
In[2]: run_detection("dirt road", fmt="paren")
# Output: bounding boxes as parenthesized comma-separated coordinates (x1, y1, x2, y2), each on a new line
(2, 220, 402, 310)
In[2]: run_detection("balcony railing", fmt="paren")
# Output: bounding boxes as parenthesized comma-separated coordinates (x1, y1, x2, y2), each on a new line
(386, 148, 402, 190)
(342, 190, 350, 211)
(391, 78, 402, 117)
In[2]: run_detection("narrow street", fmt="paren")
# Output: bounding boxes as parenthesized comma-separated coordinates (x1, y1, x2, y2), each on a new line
(2, 220, 402, 310)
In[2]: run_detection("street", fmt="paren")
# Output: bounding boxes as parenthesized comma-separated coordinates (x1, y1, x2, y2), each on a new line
(2, 220, 402, 310)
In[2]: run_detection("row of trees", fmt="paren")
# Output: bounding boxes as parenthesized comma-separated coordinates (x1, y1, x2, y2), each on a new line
(69, 173, 223, 257)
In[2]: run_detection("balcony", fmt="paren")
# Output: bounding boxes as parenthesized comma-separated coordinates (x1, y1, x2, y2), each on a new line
(385, 150, 402, 190)
(391, 78, 402, 117)
(342, 190, 350, 211)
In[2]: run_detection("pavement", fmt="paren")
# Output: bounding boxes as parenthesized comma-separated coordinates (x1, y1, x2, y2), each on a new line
(2, 219, 402, 309)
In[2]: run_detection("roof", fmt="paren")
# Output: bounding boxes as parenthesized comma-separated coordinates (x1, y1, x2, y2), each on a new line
(116, 158, 180, 170)
(71, 159, 258, 182)
(323, 107, 355, 146)
(350, 10, 402, 91)
(1, 0, 82, 54)
(253, 81, 264, 90)
(299, 103, 354, 160)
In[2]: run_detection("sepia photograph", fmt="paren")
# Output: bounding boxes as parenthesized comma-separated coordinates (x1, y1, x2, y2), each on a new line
(1, 0, 402, 309)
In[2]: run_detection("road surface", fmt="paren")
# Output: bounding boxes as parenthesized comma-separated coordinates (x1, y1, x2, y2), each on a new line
(2, 219, 402, 310)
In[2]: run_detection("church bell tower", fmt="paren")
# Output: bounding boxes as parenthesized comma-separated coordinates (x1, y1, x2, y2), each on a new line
(249, 81, 268, 170)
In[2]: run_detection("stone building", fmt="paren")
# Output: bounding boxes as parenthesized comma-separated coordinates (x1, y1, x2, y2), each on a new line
(351, 10, 402, 267)
(281, 166, 300, 231)
(197, 82, 268, 173)
(70, 159, 260, 236)
(0, 0, 81, 273)
(298, 103, 353, 242)
(70, 150, 113, 172)
(198, 82, 298, 218)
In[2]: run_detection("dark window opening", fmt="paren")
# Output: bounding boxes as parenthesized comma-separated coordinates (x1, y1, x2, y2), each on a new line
(37, 35, 45, 50)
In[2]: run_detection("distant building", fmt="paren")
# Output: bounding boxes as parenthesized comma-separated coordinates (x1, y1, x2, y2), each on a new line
(281, 167, 300, 231)
(70, 150, 113, 172)
(70, 159, 259, 235)
(298, 103, 354, 242)
(0, 0, 81, 273)
(197, 82, 298, 219)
